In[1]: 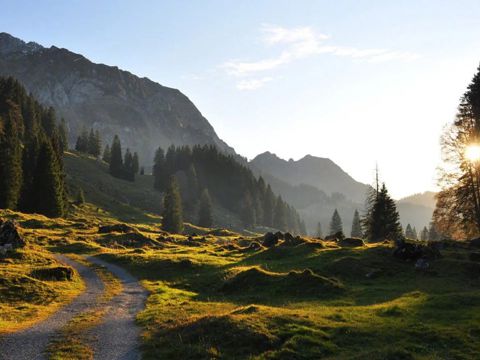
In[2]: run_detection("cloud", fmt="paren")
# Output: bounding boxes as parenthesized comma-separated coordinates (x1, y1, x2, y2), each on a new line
(236, 77, 273, 91)
(222, 24, 420, 80)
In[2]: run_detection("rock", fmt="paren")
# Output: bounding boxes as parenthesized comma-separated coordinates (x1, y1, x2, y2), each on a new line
(282, 235, 307, 246)
(366, 269, 383, 279)
(284, 232, 294, 242)
(247, 241, 263, 251)
(274, 232, 285, 240)
(415, 258, 430, 271)
(325, 231, 345, 242)
(98, 223, 135, 233)
(339, 237, 365, 247)
(262, 232, 279, 247)
(0, 220, 25, 248)
(393, 239, 441, 261)
(31, 266, 74, 281)
(469, 252, 480, 262)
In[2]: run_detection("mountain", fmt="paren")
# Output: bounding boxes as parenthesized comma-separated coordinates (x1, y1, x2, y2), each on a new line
(0, 32, 234, 164)
(250, 152, 369, 203)
(397, 191, 437, 231)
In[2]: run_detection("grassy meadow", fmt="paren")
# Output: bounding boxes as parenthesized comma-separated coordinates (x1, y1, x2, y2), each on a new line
(2, 202, 480, 359)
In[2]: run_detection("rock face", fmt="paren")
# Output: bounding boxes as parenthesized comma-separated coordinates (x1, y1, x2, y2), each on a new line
(0, 32, 234, 163)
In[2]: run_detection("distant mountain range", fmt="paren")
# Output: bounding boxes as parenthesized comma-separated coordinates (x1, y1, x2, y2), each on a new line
(0, 32, 436, 235)
(0, 32, 234, 164)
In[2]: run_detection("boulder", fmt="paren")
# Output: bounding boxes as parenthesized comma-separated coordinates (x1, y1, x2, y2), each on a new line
(31, 266, 74, 281)
(339, 237, 365, 247)
(325, 231, 345, 242)
(393, 239, 441, 261)
(98, 223, 135, 233)
(282, 234, 307, 246)
(262, 232, 279, 247)
(0, 220, 25, 248)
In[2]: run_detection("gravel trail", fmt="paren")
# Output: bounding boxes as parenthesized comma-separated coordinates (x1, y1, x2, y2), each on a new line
(86, 256, 147, 360)
(0, 254, 104, 360)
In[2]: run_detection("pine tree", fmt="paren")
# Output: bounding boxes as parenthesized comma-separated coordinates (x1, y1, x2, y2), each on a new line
(412, 226, 418, 240)
(140, 167, 145, 175)
(405, 224, 414, 239)
(153, 146, 167, 191)
(0, 111, 23, 209)
(58, 118, 68, 152)
(420, 226, 429, 241)
(124, 148, 135, 181)
(132, 152, 139, 174)
(362, 183, 402, 242)
(162, 176, 184, 233)
(329, 209, 343, 235)
(31, 140, 65, 217)
(350, 209, 362, 238)
(109, 135, 124, 178)
(241, 191, 256, 228)
(428, 222, 440, 241)
(75, 128, 89, 153)
(316, 222, 323, 238)
(198, 189, 213, 228)
(263, 184, 275, 227)
(273, 196, 287, 231)
(102, 144, 111, 163)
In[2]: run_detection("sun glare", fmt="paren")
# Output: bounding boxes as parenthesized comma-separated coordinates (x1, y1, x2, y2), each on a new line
(465, 144, 480, 162)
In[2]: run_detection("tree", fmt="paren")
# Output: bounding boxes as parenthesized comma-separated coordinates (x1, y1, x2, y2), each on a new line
(329, 209, 343, 235)
(102, 144, 111, 163)
(198, 189, 213, 228)
(434, 64, 480, 238)
(273, 195, 287, 231)
(109, 135, 123, 178)
(316, 222, 323, 238)
(420, 226, 429, 241)
(412, 226, 418, 240)
(58, 118, 68, 152)
(263, 184, 275, 227)
(428, 221, 440, 241)
(162, 176, 183, 233)
(31, 140, 65, 217)
(75, 128, 88, 153)
(362, 183, 402, 242)
(350, 209, 362, 237)
(153, 147, 167, 191)
(0, 111, 23, 209)
(241, 191, 256, 228)
(124, 148, 135, 182)
(405, 224, 415, 239)
(132, 152, 139, 175)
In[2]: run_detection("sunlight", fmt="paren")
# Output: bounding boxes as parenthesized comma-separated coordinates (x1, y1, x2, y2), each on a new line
(465, 144, 480, 162)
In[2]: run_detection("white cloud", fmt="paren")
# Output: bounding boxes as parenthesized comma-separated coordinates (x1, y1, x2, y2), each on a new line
(236, 77, 273, 91)
(222, 24, 420, 81)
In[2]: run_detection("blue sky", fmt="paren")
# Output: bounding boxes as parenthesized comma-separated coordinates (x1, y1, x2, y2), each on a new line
(2, 0, 480, 198)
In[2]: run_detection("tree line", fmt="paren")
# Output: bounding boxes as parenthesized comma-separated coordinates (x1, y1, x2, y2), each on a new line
(153, 145, 307, 234)
(0, 77, 67, 217)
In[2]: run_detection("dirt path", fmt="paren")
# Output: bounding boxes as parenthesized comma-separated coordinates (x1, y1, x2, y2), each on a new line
(86, 256, 147, 360)
(0, 254, 105, 360)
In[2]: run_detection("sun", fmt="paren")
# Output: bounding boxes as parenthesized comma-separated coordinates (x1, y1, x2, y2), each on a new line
(465, 144, 480, 162)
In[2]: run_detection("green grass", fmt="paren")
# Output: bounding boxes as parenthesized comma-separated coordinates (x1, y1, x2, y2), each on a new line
(3, 205, 480, 359)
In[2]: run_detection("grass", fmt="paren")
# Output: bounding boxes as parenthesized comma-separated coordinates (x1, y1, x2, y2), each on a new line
(2, 201, 480, 359)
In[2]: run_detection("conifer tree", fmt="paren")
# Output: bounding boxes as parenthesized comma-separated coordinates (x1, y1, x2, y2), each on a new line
(198, 188, 213, 228)
(329, 209, 343, 235)
(405, 224, 414, 239)
(162, 176, 184, 233)
(132, 152, 139, 174)
(428, 222, 440, 241)
(75, 188, 85, 205)
(102, 144, 111, 163)
(316, 222, 323, 238)
(140, 167, 145, 175)
(153, 146, 167, 191)
(75, 128, 89, 153)
(263, 184, 275, 227)
(31, 140, 65, 217)
(241, 191, 256, 228)
(58, 118, 68, 152)
(109, 135, 124, 178)
(350, 209, 362, 237)
(362, 183, 402, 242)
(273, 195, 287, 231)
(420, 226, 429, 241)
(124, 148, 135, 181)
(0, 112, 23, 209)
(412, 226, 418, 240)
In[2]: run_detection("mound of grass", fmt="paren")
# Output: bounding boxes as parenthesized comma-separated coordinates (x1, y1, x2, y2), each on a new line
(221, 267, 343, 298)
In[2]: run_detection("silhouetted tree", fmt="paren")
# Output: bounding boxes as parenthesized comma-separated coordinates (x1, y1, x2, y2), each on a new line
(102, 144, 111, 163)
(132, 152, 139, 174)
(241, 191, 256, 228)
(198, 189, 213, 228)
(420, 226, 429, 241)
(75, 188, 85, 205)
(329, 209, 343, 235)
(153, 146, 167, 191)
(350, 209, 362, 237)
(405, 224, 415, 239)
(109, 135, 123, 178)
(124, 148, 135, 182)
(316, 222, 323, 238)
(162, 176, 183, 233)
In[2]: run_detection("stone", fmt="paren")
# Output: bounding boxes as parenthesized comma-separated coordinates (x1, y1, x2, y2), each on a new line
(339, 237, 365, 247)
(0, 220, 25, 248)
(98, 223, 135, 233)
(262, 232, 279, 247)
(325, 231, 345, 242)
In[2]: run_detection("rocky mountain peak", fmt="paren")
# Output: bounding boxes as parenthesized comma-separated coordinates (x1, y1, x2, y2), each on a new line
(0, 32, 43, 55)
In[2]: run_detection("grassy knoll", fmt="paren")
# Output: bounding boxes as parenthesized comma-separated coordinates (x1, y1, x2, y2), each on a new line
(2, 205, 480, 359)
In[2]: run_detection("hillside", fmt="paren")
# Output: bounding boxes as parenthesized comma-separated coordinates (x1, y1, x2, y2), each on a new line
(0, 32, 234, 164)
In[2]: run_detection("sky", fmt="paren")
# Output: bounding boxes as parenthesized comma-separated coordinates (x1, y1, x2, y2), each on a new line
(2, 0, 480, 198)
